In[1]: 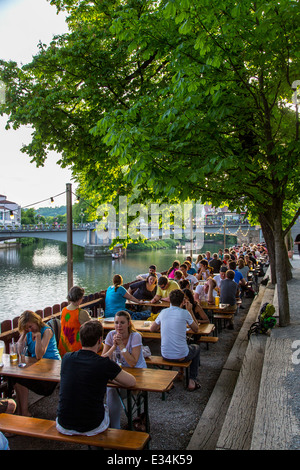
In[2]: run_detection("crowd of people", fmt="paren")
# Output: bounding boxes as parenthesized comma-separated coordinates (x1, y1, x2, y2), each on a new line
(0, 242, 268, 449)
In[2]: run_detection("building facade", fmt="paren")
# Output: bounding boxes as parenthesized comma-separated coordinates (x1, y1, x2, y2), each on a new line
(0, 194, 21, 227)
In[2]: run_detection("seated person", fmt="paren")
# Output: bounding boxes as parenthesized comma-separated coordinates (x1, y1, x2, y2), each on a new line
(194, 278, 217, 304)
(128, 273, 157, 300)
(166, 260, 180, 279)
(185, 260, 197, 275)
(204, 251, 213, 262)
(185, 255, 197, 271)
(136, 264, 161, 281)
(196, 260, 211, 280)
(214, 266, 227, 293)
(179, 279, 191, 290)
(174, 269, 183, 283)
(150, 275, 179, 303)
(104, 274, 142, 317)
(58, 285, 92, 357)
(150, 289, 201, 391)
(209, 253, 222, 274)
(220, 270, 238, 323)
(182, 288, 209, 323)
(56, 320, 136, 435)
(102, 310, 146, 428)
(13, 310, 61, 416)
(179, 263, 198, 288)
(222, 254, 231, 266)
(228, 261, 246, 287)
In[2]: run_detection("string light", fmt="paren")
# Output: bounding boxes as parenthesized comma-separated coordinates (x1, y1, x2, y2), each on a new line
(21, 191, 66, 210)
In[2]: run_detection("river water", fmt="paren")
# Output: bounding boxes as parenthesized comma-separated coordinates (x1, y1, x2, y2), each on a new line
(0, 240, 223, 324)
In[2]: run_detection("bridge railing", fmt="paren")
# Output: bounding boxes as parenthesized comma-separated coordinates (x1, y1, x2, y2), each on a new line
(0, 219, 251, 233)
(0, 222, 97, 232)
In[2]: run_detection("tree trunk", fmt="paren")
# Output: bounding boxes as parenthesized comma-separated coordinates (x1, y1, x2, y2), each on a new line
(259, 208, 291, 327)
(273, 212, 291, 327)
(259, 214, 276, 284)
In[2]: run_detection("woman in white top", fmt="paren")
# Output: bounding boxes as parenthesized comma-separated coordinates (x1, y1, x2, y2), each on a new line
(102, 310, 146, 428)
(237, 258, 249, 279)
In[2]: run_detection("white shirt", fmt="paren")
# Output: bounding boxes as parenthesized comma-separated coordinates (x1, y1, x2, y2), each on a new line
(137, 272, 161, 279)
(185, 274, 198, 287)
(195, 284, 217, 299)
(214, 274, 225, 288)
(155, 306, 194, 359)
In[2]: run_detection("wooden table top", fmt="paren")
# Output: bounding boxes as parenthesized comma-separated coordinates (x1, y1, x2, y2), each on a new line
(126, 300, 170, 308)
(102, 319, 153, 331)
(199, 302, 230, 311)
(101, 319, 215, 336)
(0, 354, 177, 393)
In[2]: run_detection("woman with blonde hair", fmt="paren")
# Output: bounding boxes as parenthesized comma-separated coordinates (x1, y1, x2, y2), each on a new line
(13, 310, 60, 416)
(102, 310, 146, 428)
(104, 274, 141, 318)
(237, 258, 250, 281)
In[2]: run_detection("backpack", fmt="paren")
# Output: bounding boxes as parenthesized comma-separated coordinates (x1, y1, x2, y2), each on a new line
(247, 302, 276, 339)
(47, 318, 61, 346)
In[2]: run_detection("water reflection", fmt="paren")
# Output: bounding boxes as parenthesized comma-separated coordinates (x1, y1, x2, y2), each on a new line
(0, 241, 223, 323)
(32, 245, 67, 267)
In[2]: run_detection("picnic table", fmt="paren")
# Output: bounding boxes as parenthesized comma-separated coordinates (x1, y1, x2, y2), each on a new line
(0, 354, 177, 433)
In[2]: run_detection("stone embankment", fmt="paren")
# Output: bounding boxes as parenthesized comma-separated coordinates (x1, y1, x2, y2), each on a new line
(188, 258, 300, 450)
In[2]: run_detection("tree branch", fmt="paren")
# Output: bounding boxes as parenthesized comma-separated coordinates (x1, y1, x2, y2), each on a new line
(283, 207, 300, 237)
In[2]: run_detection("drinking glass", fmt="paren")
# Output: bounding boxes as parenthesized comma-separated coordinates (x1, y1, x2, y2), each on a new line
(18, 345, 28, 368)
(0, 340, 4, 367)
(97, 308, 105, 322)
(112, 350, 122, 366)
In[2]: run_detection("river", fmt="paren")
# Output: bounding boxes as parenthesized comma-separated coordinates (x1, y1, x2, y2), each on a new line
(0, 240, 223, 324)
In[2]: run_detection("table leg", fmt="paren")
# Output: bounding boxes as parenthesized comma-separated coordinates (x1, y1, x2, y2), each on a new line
(143, 391, 150, 434)
(126, 389, 133, 430)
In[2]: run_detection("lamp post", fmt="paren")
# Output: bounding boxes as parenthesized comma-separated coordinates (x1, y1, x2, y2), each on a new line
(66, 183, 73, 293)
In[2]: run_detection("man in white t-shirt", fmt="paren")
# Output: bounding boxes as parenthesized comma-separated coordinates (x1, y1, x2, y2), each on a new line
(194, 278, 217, 303)
(136, 264, 161, 280)
(214, 266, 227, 292)
(150, 289, 201, 391)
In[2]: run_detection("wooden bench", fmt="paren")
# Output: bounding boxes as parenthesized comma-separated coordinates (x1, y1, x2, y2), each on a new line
(198, 336, 219, 350)
(213, 314, 234, 333)
(145, 355, 191, 389)
(0, 413, 150, 450)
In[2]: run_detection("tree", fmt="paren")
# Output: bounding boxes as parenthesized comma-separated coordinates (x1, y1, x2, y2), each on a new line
(21, 208, 38, 225)
(1, 0, 300, 326)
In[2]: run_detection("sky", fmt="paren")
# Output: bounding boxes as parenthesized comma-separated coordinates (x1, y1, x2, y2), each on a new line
(0, 0, 78, 209)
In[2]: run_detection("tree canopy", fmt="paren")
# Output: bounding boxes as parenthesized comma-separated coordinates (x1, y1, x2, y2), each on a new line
(1, 0, 300, 325)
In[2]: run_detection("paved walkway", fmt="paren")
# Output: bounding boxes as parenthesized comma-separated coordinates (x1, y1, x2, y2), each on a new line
(272, 256, 300, 340)
(188, 256, 300, 450)
(250, 256, 300, 450)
